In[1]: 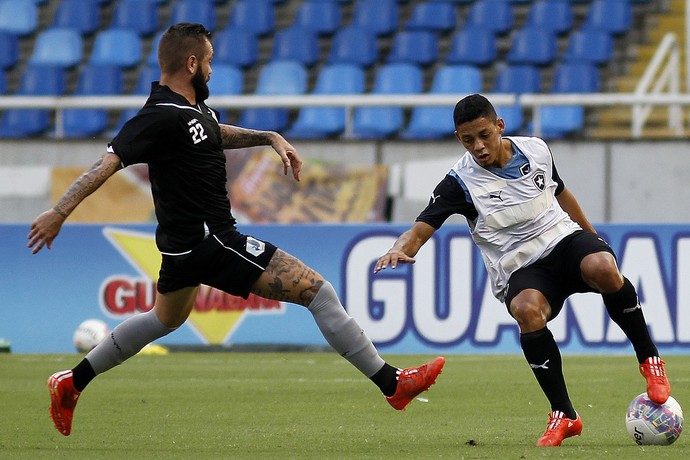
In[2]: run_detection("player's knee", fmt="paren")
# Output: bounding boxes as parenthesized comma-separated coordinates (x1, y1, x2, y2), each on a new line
(581, 253, 623, 293)
(510, 296, 548, 331)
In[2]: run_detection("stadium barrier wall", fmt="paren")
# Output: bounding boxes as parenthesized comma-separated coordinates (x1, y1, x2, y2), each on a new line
(2, 223, 689, 355)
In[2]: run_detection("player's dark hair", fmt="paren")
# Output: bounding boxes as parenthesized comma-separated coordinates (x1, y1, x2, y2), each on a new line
(453, 94, 498, 127)
(158, 23, 211, 75)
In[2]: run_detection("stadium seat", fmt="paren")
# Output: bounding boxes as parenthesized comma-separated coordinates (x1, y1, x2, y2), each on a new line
(228, 0, 275, 37)
(352, 63, 423, 139)
(147, 31, 163, 66)
(467, 0, 513, 35)
(535, 63, 600, 137)
(445, 25, 497, 67)
(270, 26, 320, 67)
(328, 26, 378, 67)
(114, 65, 160, 134)
(402, 65, 482, 139)
(63, 65, 124, 138)
(28, 28, 83, 68)
(207, 64, 243, 124)
(111, 0, 159, 36)
(525, 0, 573, 35)
(386, 30, 438, 66)
(563, 28, 614, 66)
(493, 65, 542, 134)
(239, 60, 307, 132)
(213, 27, 258, 68)
(52, 0, 100, 35)
(351, 0, 399, 36)
(0, 70, 5, 94)
(169, 0, 216, 32)
(0, 31, 18, 70)
(0, 0, 38, 36)
(287, 63, 366, 138)
(583, 0, 632, 35)
(89, 28, 141, 68)
(0, 65, 66, 137)
(506, 26, 557, 66)
(405, 1, 456, 33)
(295, 0, 341, 36)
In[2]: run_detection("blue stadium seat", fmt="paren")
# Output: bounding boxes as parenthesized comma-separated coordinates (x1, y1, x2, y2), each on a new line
(214, 27, 258, 68)
(0, 31, 18, 70)
(351, 0, 398, 36)
(169, 0, 216, 32)
(89, 28, 141, 68)
(287, 63, 366, 138)
(29, 28, 83, 68)
(402, 65, 482, 139)
(493, 65, 541, 134)
(563, 28, 614, 66)
(295, 0, 341, 36)
(239, 60, 308, 132)
(525, 0, 573, 35)
(63, 65, 124, 138)
(536, 63, 600, 138)
(0, 70, 6, 94)
(111, 0, 159, 36)
(506, 26, 557, 66)
(228, 0, 275, 36)
(445, 25, 497, 67)
(328, 26, 378, 67)
(147, 31, 163, 66)
(386, 30, 438, 66)
(0, 65, 66, 137)
(270, 26, 320, 67)
(353, 63, 423, 139)
(0, 0, 38, 36)
(207, 64, 243, 124)
(467, 0, 513, 35)
(583, 0, 632, 35)
(53, 0, 100, 35)
(405, 1, 456, 33)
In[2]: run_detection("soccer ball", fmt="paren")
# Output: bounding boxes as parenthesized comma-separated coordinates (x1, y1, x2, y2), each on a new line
(625, 393, 684, 445)
(72, 319, 110, 353)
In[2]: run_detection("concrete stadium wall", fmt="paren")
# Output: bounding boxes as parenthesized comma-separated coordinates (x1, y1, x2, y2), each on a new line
(1, 139, 689, 224)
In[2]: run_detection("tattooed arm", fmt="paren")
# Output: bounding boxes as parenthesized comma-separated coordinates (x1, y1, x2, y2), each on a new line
(219, 124, 302, 181)
(27, 152, 122, 254)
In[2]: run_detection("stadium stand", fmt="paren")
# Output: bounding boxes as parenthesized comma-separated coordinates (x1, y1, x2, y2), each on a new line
(0, 0, 676, 140)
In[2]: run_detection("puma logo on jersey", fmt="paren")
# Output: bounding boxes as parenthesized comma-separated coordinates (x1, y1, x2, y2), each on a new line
(489, 191, 503, 201)
(430, 193, 440, 204)
(530, 359, 550, 370)
(623, 303, 642, 314)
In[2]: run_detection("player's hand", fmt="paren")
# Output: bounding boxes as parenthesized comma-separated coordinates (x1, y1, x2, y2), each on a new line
(272, 135, 302, 181)
(27, 208, 66, 254)
(374, 250, 416, 273)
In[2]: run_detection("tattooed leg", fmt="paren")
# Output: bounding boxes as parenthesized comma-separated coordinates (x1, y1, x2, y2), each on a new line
(251, 249, 385, 377)
(250, 249, 324, 306)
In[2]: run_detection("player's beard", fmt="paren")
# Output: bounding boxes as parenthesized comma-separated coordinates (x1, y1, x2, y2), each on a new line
(192, 66, 209, 102)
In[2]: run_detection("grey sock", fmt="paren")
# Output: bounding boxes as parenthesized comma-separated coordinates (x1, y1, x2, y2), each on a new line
(86, 309, 176, 375)
(307, 281, 385, 377)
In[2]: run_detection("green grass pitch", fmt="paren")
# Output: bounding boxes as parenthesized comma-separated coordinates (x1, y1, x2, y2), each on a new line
(1, 352, 688, 459)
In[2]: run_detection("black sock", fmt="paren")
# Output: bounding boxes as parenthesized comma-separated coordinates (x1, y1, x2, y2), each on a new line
(370, 363, 399, 397)
(72, 358, 96, 392)
(521, 327, 576, 420)
(603, 277, 659, 363)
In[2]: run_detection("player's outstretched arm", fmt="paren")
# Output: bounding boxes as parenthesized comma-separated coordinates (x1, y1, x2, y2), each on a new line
(27, 152, 122, 254)
(374, 221, 436, 273)
(219, 125, 301, 181)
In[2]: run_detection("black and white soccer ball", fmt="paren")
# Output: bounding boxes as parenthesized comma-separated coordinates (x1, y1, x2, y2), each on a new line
(626, 392, 683, 445)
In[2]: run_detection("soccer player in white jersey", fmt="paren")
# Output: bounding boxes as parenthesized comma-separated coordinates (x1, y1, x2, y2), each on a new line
(28, 23, 444, 437)
(375, 94, 670, 446)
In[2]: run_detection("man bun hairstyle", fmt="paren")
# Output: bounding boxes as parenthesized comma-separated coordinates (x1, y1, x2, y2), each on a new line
(158, 22, 211, 75)
(453, 94, 498, 127)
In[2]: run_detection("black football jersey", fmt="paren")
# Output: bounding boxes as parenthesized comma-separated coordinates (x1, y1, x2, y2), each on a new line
(109, 83, 235, 254)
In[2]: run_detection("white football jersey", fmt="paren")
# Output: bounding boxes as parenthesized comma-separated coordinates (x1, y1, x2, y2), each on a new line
(452, 136, 581, 301)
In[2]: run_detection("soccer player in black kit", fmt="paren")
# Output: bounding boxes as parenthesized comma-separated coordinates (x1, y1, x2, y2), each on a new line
(28, 23, 444, 437)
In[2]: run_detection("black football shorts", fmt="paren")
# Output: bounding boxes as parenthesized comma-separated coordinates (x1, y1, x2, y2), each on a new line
(157, 231, 277, 298)
(504, 230, 616, 319)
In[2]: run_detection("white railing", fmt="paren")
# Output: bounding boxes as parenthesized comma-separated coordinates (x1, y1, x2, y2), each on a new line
(633, 32, 682, 137)
(1, 92, 690, 139)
